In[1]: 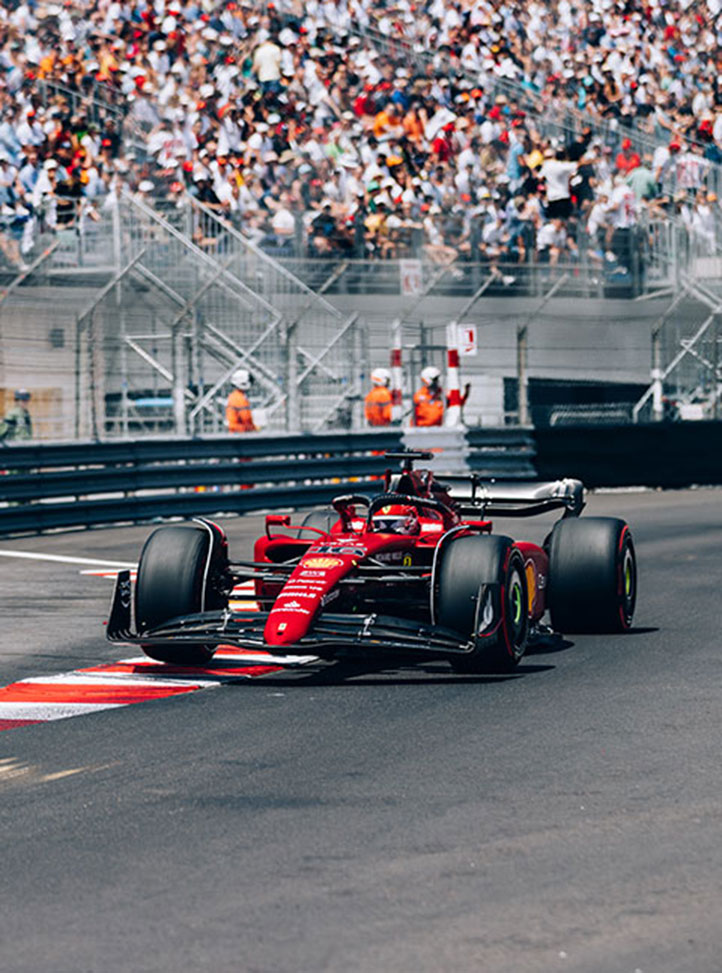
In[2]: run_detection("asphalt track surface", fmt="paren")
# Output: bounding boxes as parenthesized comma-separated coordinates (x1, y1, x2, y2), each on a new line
(0, 489, 720, 973)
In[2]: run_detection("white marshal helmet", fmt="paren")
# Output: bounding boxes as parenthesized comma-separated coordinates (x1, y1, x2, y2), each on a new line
(420, 365, 441, 386)
(231, 368, 252, 390)
(371, 367, 391, 387)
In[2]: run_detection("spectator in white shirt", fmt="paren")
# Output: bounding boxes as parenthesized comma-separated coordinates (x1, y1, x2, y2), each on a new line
(539, 146, 579, 220)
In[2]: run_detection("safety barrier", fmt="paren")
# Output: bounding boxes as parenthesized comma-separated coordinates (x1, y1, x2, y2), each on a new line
(0, 428, 539, 535)
(534, 422, 722, 488)
(465, 428, 537, 480)
(0, 431, 404, 535)
(2, 423, 718, 536)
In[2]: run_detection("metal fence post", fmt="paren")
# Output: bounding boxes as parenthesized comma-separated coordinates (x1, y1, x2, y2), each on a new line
(714, 311, 720, 421)
(517, 325, 529, 426)
(74, 314, 82, 440)
(171, 325, 187, 436)
(88, 310, 99, 441)
(112, 196, 122, 270)
(651, 326, 663, 422)
(286, 319, 300, 433)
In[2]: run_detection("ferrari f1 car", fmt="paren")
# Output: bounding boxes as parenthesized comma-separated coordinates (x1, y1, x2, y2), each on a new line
(107, 451, 637, 673)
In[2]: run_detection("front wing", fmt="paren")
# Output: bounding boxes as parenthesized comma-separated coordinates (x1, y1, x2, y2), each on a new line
(106, 570, 476, 659)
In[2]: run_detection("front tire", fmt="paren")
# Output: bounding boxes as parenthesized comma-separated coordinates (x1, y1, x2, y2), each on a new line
(547, 517, 636, 634)
(437, 535, 529, 673)
(135, 524, 229, 665)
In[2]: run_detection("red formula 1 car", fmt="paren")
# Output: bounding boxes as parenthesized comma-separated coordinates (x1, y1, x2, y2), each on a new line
(107, 451, 637, 673)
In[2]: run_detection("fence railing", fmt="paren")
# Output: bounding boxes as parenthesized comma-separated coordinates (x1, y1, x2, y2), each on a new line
(7, 191, 717, 300)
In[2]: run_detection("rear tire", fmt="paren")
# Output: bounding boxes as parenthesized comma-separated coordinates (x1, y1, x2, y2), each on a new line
(135, 524, 229, 665)
(547, 517, 636, 634)
(437, 535, 529, 673)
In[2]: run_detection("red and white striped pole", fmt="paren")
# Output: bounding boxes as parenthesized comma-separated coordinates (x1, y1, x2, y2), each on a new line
(444, 320, 463, 427)
(390, 317, 403, 424)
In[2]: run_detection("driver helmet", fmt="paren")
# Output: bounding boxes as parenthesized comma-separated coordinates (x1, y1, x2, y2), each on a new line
(373, 505, 420, 535)
(14, 388, 30, 402)
(231, 368, 252, 391)
(371, 367, 391, 387)
(420, 365, 441, 387)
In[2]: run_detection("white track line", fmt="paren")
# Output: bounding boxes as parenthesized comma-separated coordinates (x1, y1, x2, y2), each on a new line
(0, 550, 137, 568)
(20, 673, 220, 689)
(0, 702, 126, 721)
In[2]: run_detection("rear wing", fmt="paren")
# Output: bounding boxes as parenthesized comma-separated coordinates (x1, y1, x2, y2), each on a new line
(438, 476, 585, 518)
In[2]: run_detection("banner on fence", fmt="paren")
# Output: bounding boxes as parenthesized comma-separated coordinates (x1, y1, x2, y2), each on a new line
(399, 259, 423, 297)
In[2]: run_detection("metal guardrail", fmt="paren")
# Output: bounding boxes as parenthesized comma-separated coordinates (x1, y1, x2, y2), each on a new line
(0, 432, 404, 534)
(465, 428, 537, 479)
(4, 421, 717, 532)
(0, 429, 538, 534)
(534, 420, 722, 488)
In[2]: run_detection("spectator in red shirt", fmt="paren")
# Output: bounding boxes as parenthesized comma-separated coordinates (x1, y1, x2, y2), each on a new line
(615, 138, 641, 175)
(431, 124, 456, 164)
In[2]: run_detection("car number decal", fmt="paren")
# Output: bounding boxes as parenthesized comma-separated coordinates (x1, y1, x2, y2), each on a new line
(309, 544, 366, 557)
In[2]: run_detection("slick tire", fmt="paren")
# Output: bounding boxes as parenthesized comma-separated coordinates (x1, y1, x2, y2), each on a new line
(547, 517, 636, 634)
(135, 524, 228, 665)
(437, 534, 529, 674)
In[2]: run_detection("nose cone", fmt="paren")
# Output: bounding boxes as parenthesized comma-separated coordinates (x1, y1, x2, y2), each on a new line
(264, 611, 311, 646)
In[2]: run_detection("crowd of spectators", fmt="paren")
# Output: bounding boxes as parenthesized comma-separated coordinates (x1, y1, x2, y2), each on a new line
(1, 0, 722, 276)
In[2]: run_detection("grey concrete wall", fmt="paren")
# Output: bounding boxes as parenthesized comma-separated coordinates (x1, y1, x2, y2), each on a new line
(329, 294, 666, 383)
(1, 280, 708, 436)
(327, 293, 680, 425)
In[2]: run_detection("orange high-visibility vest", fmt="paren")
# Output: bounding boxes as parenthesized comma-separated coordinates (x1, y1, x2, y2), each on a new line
(413, 385, 444, 426)
(365, 386, 392, 426)
(226, 389, 256, 432)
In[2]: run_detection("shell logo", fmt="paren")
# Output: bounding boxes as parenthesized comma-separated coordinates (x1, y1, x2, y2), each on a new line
(303, 557, 344, 569)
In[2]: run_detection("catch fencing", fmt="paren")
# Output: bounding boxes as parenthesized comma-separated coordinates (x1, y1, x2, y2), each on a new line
(2, 195, 720, 441)
(0, 193, 367, 440)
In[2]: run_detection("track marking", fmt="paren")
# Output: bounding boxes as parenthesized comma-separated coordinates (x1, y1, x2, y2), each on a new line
(0, 758, 115, 786)
(0, 555, 316, 733)
(0, 550, 137, 568)
(0, 650, 318, 733)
